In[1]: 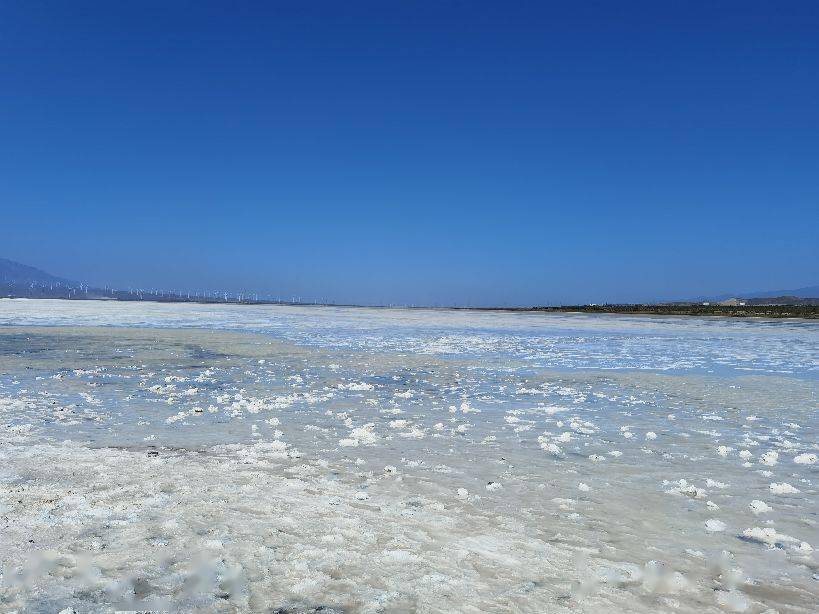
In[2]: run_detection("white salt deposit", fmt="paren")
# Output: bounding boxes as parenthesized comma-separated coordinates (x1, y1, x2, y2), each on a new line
(749, 500, 772, 515)
(0, 300, 816, 613)
(741, 527, 801, 548)
(793, 452, 816, 464)
(769, 482, 800, 495)
(760, 450, 779, 466)
(705, 519, 726, 532)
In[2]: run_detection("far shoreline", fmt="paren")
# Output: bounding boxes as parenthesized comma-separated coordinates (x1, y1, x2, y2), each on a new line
(1, 296, 817, 320)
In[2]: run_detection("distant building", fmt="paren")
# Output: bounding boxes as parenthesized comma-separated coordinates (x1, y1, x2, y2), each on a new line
(718, 298, 747, 306)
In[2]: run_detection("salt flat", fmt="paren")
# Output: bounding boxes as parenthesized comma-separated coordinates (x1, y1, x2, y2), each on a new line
(0, 300, 816, 612)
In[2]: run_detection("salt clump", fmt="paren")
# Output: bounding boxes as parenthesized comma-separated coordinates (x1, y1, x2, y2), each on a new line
(769, 482, 800, 494)
(749, 500, 771, 515)
(759, 450, 778, 466)
(705, 519, 726, 532)
(339, 423, 378, 447)
(793, 452, 816, 465)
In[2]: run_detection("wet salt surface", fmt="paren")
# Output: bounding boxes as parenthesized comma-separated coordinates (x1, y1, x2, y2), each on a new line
(0, 300, 817, 613)
(0, 299, 816, 376)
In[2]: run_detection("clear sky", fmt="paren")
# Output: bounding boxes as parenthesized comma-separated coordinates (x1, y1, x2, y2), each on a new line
(2, 1, 817, 306)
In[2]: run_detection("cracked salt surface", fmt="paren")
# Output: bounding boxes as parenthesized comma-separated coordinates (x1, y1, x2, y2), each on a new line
(0, 300, 817, 613)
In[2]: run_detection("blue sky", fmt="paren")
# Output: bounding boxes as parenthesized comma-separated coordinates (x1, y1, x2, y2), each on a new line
(2, 1, 817, 305)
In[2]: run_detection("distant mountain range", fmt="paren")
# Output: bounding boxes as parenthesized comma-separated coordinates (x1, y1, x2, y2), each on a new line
(0, 257, 264, 303)
(0, 257, 72, 286)
(708, 285, 819, 300)
(1, 256, 817, 307)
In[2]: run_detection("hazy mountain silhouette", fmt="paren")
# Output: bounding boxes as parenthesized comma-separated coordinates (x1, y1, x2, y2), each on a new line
(0, 257, 72, 285)
(706, 285, 819, 301)
(1, 256, 817, 305)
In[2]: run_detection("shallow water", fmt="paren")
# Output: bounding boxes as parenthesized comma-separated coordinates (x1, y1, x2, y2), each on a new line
(0, 300, 817, 613)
